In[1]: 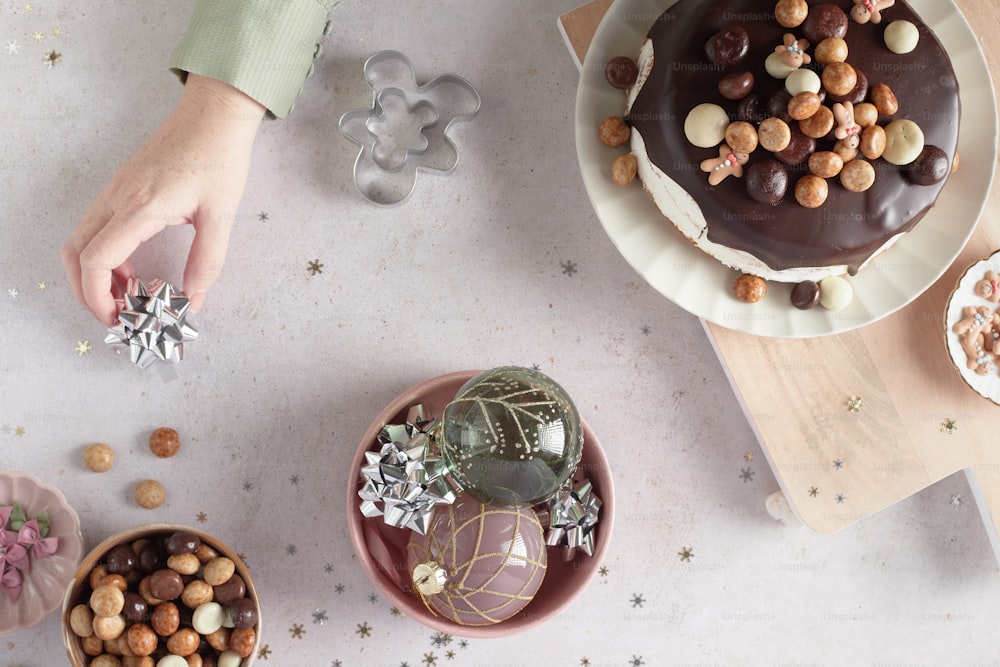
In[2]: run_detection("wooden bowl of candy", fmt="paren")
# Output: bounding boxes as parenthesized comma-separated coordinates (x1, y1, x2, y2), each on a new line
(346, 369, 615, 638)
(62, 524, 261, 667)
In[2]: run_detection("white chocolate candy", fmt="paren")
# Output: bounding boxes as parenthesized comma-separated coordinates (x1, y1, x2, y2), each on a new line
(819, 276, 853, 311)
(192, 601, 226, 635)
(157, 656, 189, 667)
(882, 119, 925, 165)
(785, 68, 821, 96)
(684, 103, 730, 148)
(764, 51, 798, 79)
(884, 20, 919, 54)
(218, 650, 244, 667)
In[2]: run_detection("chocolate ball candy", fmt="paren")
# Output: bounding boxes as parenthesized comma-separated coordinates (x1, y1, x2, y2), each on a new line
(758, 117, 791, 152)
(794, 174, 829, 208)
(229, 627, 256, 659)
(83, 443, 115, 472)
(821, 62, 857, 97)
(151, 601, 181, 636)
(127, 623, 158, 657)
(814, 37, 848, 65)
(775, 0, 808, 28)
(718, 70, 754, 100)
(705, 25, 749, 67)
(870, 83, 899, 115)
(791, 281, 821, 310)
(906, 145, 950, 185)
(808, 151, 844, 179)
(819, 276, 853, 310)
(106, 543, 138, 575)
(229, 597, 258, 630)
(213, 573, 246, 606)
(149, 568, 184, 601)
(90, 584, 125, 617)
(787, 91, 821, 121)
(766, 90, 793, 124)
(860, 125, 887, 160)
(799, 105, 835, 139)
(165, 531, 202, 556)
(774, 127, 815, 165)
(802, 4, 848, 44)
(605, 56, 638, 89)
(203, 557, 236, 587)
(884, 20, 919, 54)
(684, 103, 729, 148)
(746, 159, 789, 204)
(882, 119, 925, 165)
(134, 479, 165, 509)
(122, 591, 149, 623)
(735, 94, 766, 125)
(137, 542, 168, 573)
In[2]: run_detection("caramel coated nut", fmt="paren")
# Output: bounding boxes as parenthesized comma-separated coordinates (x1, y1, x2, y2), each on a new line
(104, 634, 133, 656)
(167, 628, 201, 657)
(230, 627, 257, 659)
(182, 657, 203, 667)
(70, 603, 95, 637)
(151, 601, 181, 637)
(870, 83, 899, 115)
(852, 102, 879, 128)
(599, 116, 631, 148)
(102, 573, 129, 593)
(203, 557, 237, 587)
(724, 121, 758, 154)
(821, 62, 857, 97)
(148, 427, 181, 458)
(91, 584, 126, 617)
(137, 576, 163, 607)
(808, 151, 844, 178)
(205, 626, 231, 652)
(91, 656, 124, 667)
(733, 274, 767, 304)
(832, 138, 859, 163)
(840, 159, 876, 192)
(181, 579, 214, 608)
(123, 657, 155, 667)
(93, 613, 127, 641)
(758, 117, 792, 152)
(195, 543, 220, 564)
(82, 634, 104, 656)
(814, 37, 848, 65)
(134, 480, 165, 509)
(611, 153, 638, 186)
(794, 174, 829, 208)
(84, 443, 115, 473)
(775, 0, 808, 28)
(799, 106, 835, 139)
(127, 623, 158, 657)
(859, 124, 887, 159)
(167, 552, 201, 576)
(89, 565, 109, 590)
(787, 92, 821, 120)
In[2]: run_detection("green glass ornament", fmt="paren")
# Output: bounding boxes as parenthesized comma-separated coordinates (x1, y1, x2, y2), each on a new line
(440, 367, 583, 506)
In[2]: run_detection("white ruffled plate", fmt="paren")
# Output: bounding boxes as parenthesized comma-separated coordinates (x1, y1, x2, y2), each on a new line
(576, 0, 998, 337)
(944, 249, 1000, 405)
(0, 470, 84, 636)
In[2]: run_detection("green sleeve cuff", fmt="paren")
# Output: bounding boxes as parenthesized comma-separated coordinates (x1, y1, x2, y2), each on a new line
(169, 0, 339, 119)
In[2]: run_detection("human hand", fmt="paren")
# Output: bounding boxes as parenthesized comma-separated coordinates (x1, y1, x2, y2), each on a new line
(62, 74, 265, 326)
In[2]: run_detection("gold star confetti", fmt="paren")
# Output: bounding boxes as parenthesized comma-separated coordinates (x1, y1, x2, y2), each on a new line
(598, 565, 609, 576)
(44, 50, 61, 68)
(744, 451, 753, 462)
(24, 2, 34, 10)
(289, 623, 305, 638)
(678, 546, 694, 562)
(32, 32, 43, 42)
(74, 340, 92, 356)
(808, 486, 819, 497)
(257, 644, 272, 660)
(15, 426, 26, 437)
(196, 512, 207, 523)
(37, 281, 47, 291)
(306, 259, 323, 275)
(356, 622, 371, 638)
(52, 27, 62, 36)
(390, 606, 402, 616)
(847, 395, 863, 412)
(940, 418, 957, 434)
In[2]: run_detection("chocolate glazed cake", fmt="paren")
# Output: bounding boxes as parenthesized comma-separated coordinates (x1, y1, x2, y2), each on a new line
(625, 0, 960, 283)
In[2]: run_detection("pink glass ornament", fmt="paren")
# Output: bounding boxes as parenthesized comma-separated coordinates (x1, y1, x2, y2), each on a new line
(406, 495, 546, 626)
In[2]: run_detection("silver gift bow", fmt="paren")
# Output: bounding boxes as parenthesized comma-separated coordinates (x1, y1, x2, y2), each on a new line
(104, 279, 199, 369)
(545, 478, 602, 560)
(358, 406, 460, 535)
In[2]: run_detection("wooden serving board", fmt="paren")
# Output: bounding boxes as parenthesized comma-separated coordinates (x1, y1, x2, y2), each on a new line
(561, 0, 1000, 559)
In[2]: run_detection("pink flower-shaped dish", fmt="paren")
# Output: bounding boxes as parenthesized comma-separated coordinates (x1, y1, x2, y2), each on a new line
(0, 470, 84, 636)
(346, 370, 615, 638)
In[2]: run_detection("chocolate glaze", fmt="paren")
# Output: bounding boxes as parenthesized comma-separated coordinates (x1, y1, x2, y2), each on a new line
(626, 0, 960, 274)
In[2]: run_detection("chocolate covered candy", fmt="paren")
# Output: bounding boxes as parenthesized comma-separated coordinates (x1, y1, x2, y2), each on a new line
(746, 159, 789, 204)
(605, 56, 638, 89)
(705, 25, 750, 67)
(906, 145, 950, 185)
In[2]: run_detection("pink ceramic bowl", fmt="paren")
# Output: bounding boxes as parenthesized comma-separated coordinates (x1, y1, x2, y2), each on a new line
(346, 370, 614, 638)
(0, 470, 85, 637)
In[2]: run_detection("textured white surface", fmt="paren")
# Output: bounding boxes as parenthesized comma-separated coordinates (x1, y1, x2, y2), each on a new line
(1, 0, 999, 665)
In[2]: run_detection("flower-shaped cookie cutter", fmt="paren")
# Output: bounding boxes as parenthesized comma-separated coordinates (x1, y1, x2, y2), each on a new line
(339, 51, 481, 206)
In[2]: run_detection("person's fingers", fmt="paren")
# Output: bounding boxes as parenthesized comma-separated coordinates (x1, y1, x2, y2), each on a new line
(79, 206, 175, 325)
(183, 208, 233, 313)
(60, 238, 87, 309)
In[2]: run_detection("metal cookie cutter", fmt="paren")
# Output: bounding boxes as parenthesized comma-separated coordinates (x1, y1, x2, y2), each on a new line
(339, 50, 482, 206)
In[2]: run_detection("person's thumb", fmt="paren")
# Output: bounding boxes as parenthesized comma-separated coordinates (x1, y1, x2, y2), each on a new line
(183, 208, 233, 313)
